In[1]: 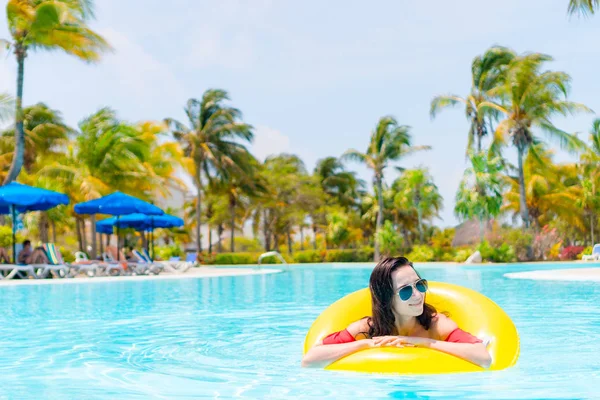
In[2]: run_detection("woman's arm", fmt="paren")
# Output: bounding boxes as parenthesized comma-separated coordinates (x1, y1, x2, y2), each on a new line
(301, 318, 371, 368)
(394, 337, 491, 368)
(380, 315, 491, 368)
(300, 339, 373, 368)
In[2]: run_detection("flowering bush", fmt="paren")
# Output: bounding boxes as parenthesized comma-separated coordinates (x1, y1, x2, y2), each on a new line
(560, 245, 586, 261)
(532, 225, 562, 261)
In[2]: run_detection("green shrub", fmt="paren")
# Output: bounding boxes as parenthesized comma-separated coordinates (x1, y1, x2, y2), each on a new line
(406, 245, 435, 262)
(155, 244, 183, 260)
(477, 241, 494, 261)
(579, 246, 592, 259)
(453, 248, 472, 263)
(377, 221, 403, 257)
(0, 225, 24, 249)
(221, 237, 265, 253)
(496, 228, 533, 261)
(293, 250, 324, 263)
(478, 240, 516, 263)
(214, 252, 257, 265)
(322, 248, 374, 262)
(325, 249, 357, 262)
(59, 246, 76, 263)
(439, 251, 457, 262)
(492, 243, 516, 263)
(356, 247, 375, 261)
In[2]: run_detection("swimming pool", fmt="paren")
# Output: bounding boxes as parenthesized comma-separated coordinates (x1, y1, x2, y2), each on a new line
(1, 262, 599, 399)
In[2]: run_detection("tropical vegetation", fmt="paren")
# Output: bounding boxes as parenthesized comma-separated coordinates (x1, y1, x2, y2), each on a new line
(1, 1, 599, 265)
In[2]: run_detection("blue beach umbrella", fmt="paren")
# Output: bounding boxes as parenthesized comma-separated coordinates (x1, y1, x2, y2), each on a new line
(96, 213, 184, 258)
(74, 192, 164, 216)
(0, 182, 70, 262)
(75, 192, 164, 260)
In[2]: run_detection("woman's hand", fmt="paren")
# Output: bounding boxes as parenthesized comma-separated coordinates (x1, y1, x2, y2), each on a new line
(372, 336, 434, 347)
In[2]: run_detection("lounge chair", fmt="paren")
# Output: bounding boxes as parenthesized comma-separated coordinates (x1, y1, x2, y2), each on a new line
(0, 264, 39, 280)
(154, 250, 194, 273)
(582, 244, 600, 261)
(100, 252, 128, 276)
(132, 249, 162, 275)
(29, 244, 69, 278)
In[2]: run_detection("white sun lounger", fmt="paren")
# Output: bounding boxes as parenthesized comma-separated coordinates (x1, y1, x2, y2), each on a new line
(582, 244, 600, 261)
(0, 264, 38, 280)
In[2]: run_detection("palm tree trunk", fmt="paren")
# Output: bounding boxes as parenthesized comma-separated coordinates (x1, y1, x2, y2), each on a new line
(263, 211, 271, 251)
(416, 206, 424, 244)
(141, 230, 148, 251)
(517, 146, 530, 228)
(4, 47, 25, 185)
(51, 220, 56, 244)
(300, 227, 304, 250)
(39, 212, 49, 243)
(229, 195, 236, 253)
(375, 175, 384, 261)
(91, 214, 97, 259)
(76, 217, 83, 251)
(208, 226, 213, 253)
(401, 225, 412, 249)
(82, 218, 88, 253)
(99, 233, 104, 258)
(195, 183, 202, 253)
(479, 217, 485, 243)
(217, 224, 223, 253)
(312, 218, 317, 250)
(287, 227, 293, 254)
(591, 213, 595, 245)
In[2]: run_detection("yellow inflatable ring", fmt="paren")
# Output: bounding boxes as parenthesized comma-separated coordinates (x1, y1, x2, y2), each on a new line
(303, 281, 520, 374)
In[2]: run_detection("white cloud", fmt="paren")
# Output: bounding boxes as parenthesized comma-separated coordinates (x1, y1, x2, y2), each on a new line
(98, 28, 184, 103)
(183, 0, 274, 70)
(251, 125, 291, 161)
(0, 56, 15, 94)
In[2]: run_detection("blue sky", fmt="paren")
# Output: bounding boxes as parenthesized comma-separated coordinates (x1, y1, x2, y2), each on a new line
(0, 0, 598, 227)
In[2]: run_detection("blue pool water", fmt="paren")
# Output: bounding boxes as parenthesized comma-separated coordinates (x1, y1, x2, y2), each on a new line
(1, 262, 599, 399)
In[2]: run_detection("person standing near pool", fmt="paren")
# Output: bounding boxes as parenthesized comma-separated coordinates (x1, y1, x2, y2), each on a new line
(301, 257, 492, 369)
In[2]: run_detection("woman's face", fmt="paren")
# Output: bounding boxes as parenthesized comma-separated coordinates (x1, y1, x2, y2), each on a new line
(390, 266, 425, 317)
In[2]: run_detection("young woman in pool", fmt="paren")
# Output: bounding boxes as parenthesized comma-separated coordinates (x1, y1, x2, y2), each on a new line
(301, 256, 492, 369)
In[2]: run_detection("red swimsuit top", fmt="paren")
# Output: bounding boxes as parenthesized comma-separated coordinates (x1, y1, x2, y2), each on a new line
(322, 327, 483, 345)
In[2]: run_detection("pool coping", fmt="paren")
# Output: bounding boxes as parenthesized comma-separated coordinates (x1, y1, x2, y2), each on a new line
(504, 267, 600, 282)
(0, 267, 282, 287)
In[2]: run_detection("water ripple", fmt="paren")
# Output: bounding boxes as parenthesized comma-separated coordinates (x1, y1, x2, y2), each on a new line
(0, 266, 599, 399)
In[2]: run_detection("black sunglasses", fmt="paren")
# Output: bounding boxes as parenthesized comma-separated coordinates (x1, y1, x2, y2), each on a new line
(397, 279, 428, 301)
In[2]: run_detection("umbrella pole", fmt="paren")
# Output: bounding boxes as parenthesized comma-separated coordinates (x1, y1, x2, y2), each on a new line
(151, 218, 154, 260)
(116, 216, 120, 261)
(11, 205, 16, 264)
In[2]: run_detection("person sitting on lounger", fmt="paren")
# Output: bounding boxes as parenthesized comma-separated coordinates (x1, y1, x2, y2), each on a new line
(0, 247, 10, 263)
(17, 240, 32, 264)
(17, 240, 49, 265)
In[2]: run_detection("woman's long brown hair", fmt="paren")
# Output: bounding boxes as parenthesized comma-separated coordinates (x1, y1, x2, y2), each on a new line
(366, 256, 437, 338)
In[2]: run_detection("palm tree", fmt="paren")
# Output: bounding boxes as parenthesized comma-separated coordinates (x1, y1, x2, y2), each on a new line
(430, 46, 515, 153)
(343, 116, 430, 260)
(482, 52, 591, 228)
(314, 156, 365, 210)
(503, 144, 584, 231)
(165, 89, 253, 252)
(577, 119, 600, 244)
(454, 151, 505, 242)
(217, 151, 267, 253)
(0, 103, 72, 174)
(393, 168, 443, 244)
(0, 93, 13, 121)
(40, 108, 154, 253)
(568, 0, 599, 15)
(3, 0, 110, 184)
